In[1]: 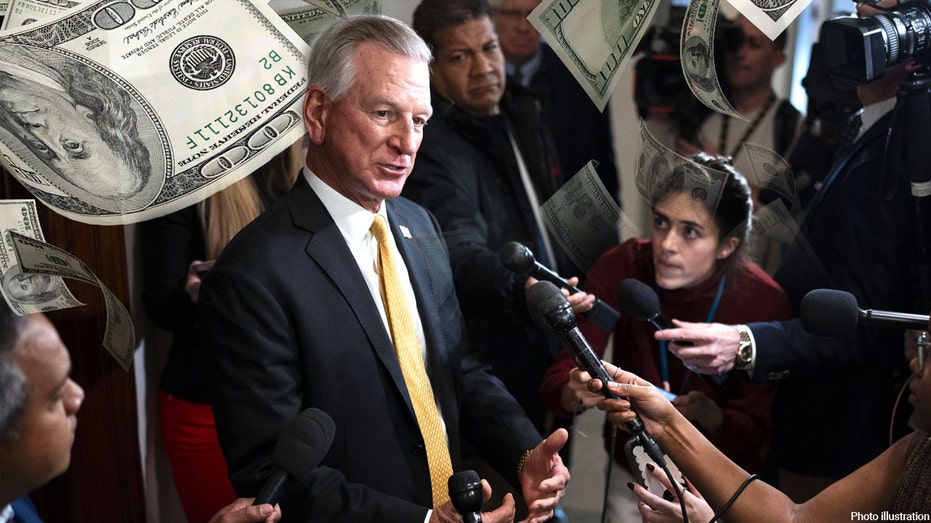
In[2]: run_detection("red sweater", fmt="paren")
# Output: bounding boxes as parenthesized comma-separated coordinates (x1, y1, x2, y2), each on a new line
(541, 238, 792, 473)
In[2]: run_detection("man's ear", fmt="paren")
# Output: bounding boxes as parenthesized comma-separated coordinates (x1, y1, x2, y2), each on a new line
(303, 86, 328, 146)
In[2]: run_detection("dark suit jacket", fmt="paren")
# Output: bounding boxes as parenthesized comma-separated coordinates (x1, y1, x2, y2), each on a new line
(403, 92, 566, 431)
(199, 177, 542, 521)
(748, 109, 916, 476)
(529, 44, 619, 203)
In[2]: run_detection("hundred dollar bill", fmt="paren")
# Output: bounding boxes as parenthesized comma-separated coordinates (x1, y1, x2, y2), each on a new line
(0, 199, 82, 315)
(269, 0, 380, 44)
(0, 0, 310, 225)
(751, 198, 802, 262)
(727, 0, 812, 41)
(9, 230, 133, 369)
(529, 0, 660, 112)
(742, 142, 799, 212)
(540, 161, 629, 272)
(0, 0, 80, 31)
(636, 120, 727, 218)
(680, 0, 743, 119)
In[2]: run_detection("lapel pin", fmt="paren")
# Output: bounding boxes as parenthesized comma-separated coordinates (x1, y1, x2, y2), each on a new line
(399, 225, 412, 239)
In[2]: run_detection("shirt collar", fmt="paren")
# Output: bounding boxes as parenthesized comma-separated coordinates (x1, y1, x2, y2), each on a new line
(303, 167, 386, 247)
(0, 504, 13, 523)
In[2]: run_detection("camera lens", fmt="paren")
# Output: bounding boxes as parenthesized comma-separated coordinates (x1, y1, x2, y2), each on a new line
(822, 1, 931, 83)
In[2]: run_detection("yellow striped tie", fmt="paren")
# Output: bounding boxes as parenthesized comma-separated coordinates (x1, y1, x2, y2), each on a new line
(370, 215, 452, 507)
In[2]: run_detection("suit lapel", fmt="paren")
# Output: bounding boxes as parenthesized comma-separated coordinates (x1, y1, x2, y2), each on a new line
(287, 181, 410, 402)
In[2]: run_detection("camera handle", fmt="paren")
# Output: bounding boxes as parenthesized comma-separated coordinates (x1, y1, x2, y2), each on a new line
(895, 67, 931, 312)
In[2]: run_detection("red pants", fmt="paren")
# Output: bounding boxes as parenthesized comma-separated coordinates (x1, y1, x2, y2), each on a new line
(160, 391, 236, 523)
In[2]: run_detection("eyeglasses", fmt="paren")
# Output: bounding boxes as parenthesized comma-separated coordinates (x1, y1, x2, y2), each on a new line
(918, 331, 930, 373)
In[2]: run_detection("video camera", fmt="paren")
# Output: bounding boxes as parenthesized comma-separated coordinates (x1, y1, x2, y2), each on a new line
(822, 0, 931, 83)
(633, 7, 743, 117)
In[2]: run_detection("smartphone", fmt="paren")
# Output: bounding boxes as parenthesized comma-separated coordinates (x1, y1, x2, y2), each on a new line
(655, 386, 677, 402)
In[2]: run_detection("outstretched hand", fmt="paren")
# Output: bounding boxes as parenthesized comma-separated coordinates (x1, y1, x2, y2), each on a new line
(657, 320, 741, 375)
(519, 428, 570, 523)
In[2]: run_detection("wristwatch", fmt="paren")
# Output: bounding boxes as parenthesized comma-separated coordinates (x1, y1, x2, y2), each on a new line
(732, 324, 754, 371)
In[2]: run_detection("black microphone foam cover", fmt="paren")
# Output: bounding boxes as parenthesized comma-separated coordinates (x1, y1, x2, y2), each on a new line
(449, 470, 483, 517)
(273, 407, 336, 479)
(616, 278, 661, 321)
(526, 280, 576, 335)
(499, 241, 535, 274)
(800, 288, 859, 337)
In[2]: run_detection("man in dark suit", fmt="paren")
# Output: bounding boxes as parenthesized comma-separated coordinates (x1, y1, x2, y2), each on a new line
(490, 0, 620, 204)
(199, 15, 569, 522)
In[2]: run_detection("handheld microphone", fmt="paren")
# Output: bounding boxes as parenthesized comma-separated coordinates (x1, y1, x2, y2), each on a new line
(617, 278, 731, 388)
(253, 407, 336, 506)
(526, 281, 666, 467)
(500, 241, 620, 331)
(800, 288, 930, 336)
(616, 278, 693, 347)
(448, 470, 482, 523)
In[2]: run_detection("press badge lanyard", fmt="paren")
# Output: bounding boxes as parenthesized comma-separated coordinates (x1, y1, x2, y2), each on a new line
(658, 275, 726, 393)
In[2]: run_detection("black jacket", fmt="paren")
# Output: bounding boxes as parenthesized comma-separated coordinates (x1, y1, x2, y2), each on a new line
(403, 86, 568, 431)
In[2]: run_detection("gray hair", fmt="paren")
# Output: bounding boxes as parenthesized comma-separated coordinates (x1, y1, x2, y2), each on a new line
(0, 300, 27, 442)
(307, 15, 432, 101)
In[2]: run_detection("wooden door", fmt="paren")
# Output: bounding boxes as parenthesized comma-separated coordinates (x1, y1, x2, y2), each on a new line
(1, 169, 145, 522)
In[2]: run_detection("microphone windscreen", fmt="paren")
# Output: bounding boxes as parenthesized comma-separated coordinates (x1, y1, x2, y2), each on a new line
(526, 280, 574, 334)
(800, 288, 860, 337)
(273, 407, 336, 480)
(500, 241, 535, 274)
(616, 278, 661, 321)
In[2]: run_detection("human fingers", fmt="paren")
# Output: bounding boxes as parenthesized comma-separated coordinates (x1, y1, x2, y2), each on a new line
(484, 492, 517, 523)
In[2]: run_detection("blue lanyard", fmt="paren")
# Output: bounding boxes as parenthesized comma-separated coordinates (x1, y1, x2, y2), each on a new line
(658, 275, 726, 392)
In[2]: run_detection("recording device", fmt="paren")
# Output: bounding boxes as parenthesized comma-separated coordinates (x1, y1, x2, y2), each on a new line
(800, 288, 930, 336)
(616, 278, 694, 347)
(821, 0, 931, 83)
(633, 8, 743, 118)
(448, 470, 483, 523)
(499, 241, 620, 331)
(617, 278, 731, 388)
(254, 407, 336, 506)
(525, 281, 667, 468)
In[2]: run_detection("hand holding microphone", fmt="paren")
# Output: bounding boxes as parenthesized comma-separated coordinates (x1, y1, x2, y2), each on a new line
(500, 241, 620, 331)
(526, 281, 667, 467)
(448, 470, 483, 523)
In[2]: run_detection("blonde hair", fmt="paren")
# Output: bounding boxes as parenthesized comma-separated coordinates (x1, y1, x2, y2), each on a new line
(199, 142, 302, 259)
